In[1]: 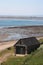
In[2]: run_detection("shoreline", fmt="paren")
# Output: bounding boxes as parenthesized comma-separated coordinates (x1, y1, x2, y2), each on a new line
(0, 25, 43, 29)
(0, 18, 43, 21)
(4, 25, 43, 30)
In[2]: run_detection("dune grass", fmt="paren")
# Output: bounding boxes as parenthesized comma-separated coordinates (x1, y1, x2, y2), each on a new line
(39, 39, 43, 43)
(0, 39, 43, 65)
(0, 46, 14, 56)
(1, 44, 43, 65)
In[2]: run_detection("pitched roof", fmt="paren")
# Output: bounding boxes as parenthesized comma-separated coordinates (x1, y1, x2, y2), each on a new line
(14, 37, 40, 46)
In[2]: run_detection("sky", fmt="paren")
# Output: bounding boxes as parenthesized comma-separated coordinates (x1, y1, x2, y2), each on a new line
(0, 0, 43, 16)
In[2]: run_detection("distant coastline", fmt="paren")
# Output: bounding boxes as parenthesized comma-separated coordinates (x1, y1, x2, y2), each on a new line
(0, 16, 43, 20)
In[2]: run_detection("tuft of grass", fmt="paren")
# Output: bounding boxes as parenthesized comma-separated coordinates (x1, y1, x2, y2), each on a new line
(1, 56, 26, 65)
(0, 46, 14, 56)
(39, 39, 43, 43)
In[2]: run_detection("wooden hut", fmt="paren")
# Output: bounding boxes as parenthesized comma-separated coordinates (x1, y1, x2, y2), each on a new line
(14, 37, 40, 56)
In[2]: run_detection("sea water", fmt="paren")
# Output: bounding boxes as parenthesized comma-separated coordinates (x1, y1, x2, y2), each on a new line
(0, 19, 43, 27)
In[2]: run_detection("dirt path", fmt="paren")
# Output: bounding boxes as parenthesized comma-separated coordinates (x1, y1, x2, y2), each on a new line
(0, 53, 13, 64)
(37, 37, 43, 40)
(0, 40, 18, 64)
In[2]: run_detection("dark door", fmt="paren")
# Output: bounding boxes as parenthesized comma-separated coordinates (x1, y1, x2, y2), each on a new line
(16, 46, 25, 54)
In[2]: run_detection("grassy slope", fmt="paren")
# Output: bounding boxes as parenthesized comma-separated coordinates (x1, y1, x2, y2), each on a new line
(1, 44, 43, 65)
(39, 39, 43, 43)
(0, 39, 43, 65)
(0, 46, 14, 57)
(23, 46, 43, 65)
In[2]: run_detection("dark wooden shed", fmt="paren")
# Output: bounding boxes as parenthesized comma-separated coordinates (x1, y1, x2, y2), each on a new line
(14, 37, 40, 55)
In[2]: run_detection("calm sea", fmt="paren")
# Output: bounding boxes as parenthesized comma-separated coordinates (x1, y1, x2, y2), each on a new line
(0, 19, 43, 27)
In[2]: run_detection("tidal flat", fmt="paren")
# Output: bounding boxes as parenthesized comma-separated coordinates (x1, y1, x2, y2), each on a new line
(0, 26, 43, 41)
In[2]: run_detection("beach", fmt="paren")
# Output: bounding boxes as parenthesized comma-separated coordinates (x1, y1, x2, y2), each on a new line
(0, 40, 18, 51)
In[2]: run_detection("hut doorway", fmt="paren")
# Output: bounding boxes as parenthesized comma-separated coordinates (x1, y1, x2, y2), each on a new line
(16, 46, 25, 54)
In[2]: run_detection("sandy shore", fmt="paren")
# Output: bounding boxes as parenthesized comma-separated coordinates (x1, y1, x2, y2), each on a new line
(0, 40, 18, 51)
(37, 37, 43, 40)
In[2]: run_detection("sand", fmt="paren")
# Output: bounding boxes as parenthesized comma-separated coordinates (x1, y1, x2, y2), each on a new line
(0, 40, 18, 51)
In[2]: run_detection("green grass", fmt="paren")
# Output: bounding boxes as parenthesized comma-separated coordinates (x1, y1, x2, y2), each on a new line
(1, 45, 43, 65)
(23, 47, 43, 65)
(39, 39, 43, 43)
(0, 46, 14, 56)
(0, 39, 43, 65)
(1, 56, 26, 65)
